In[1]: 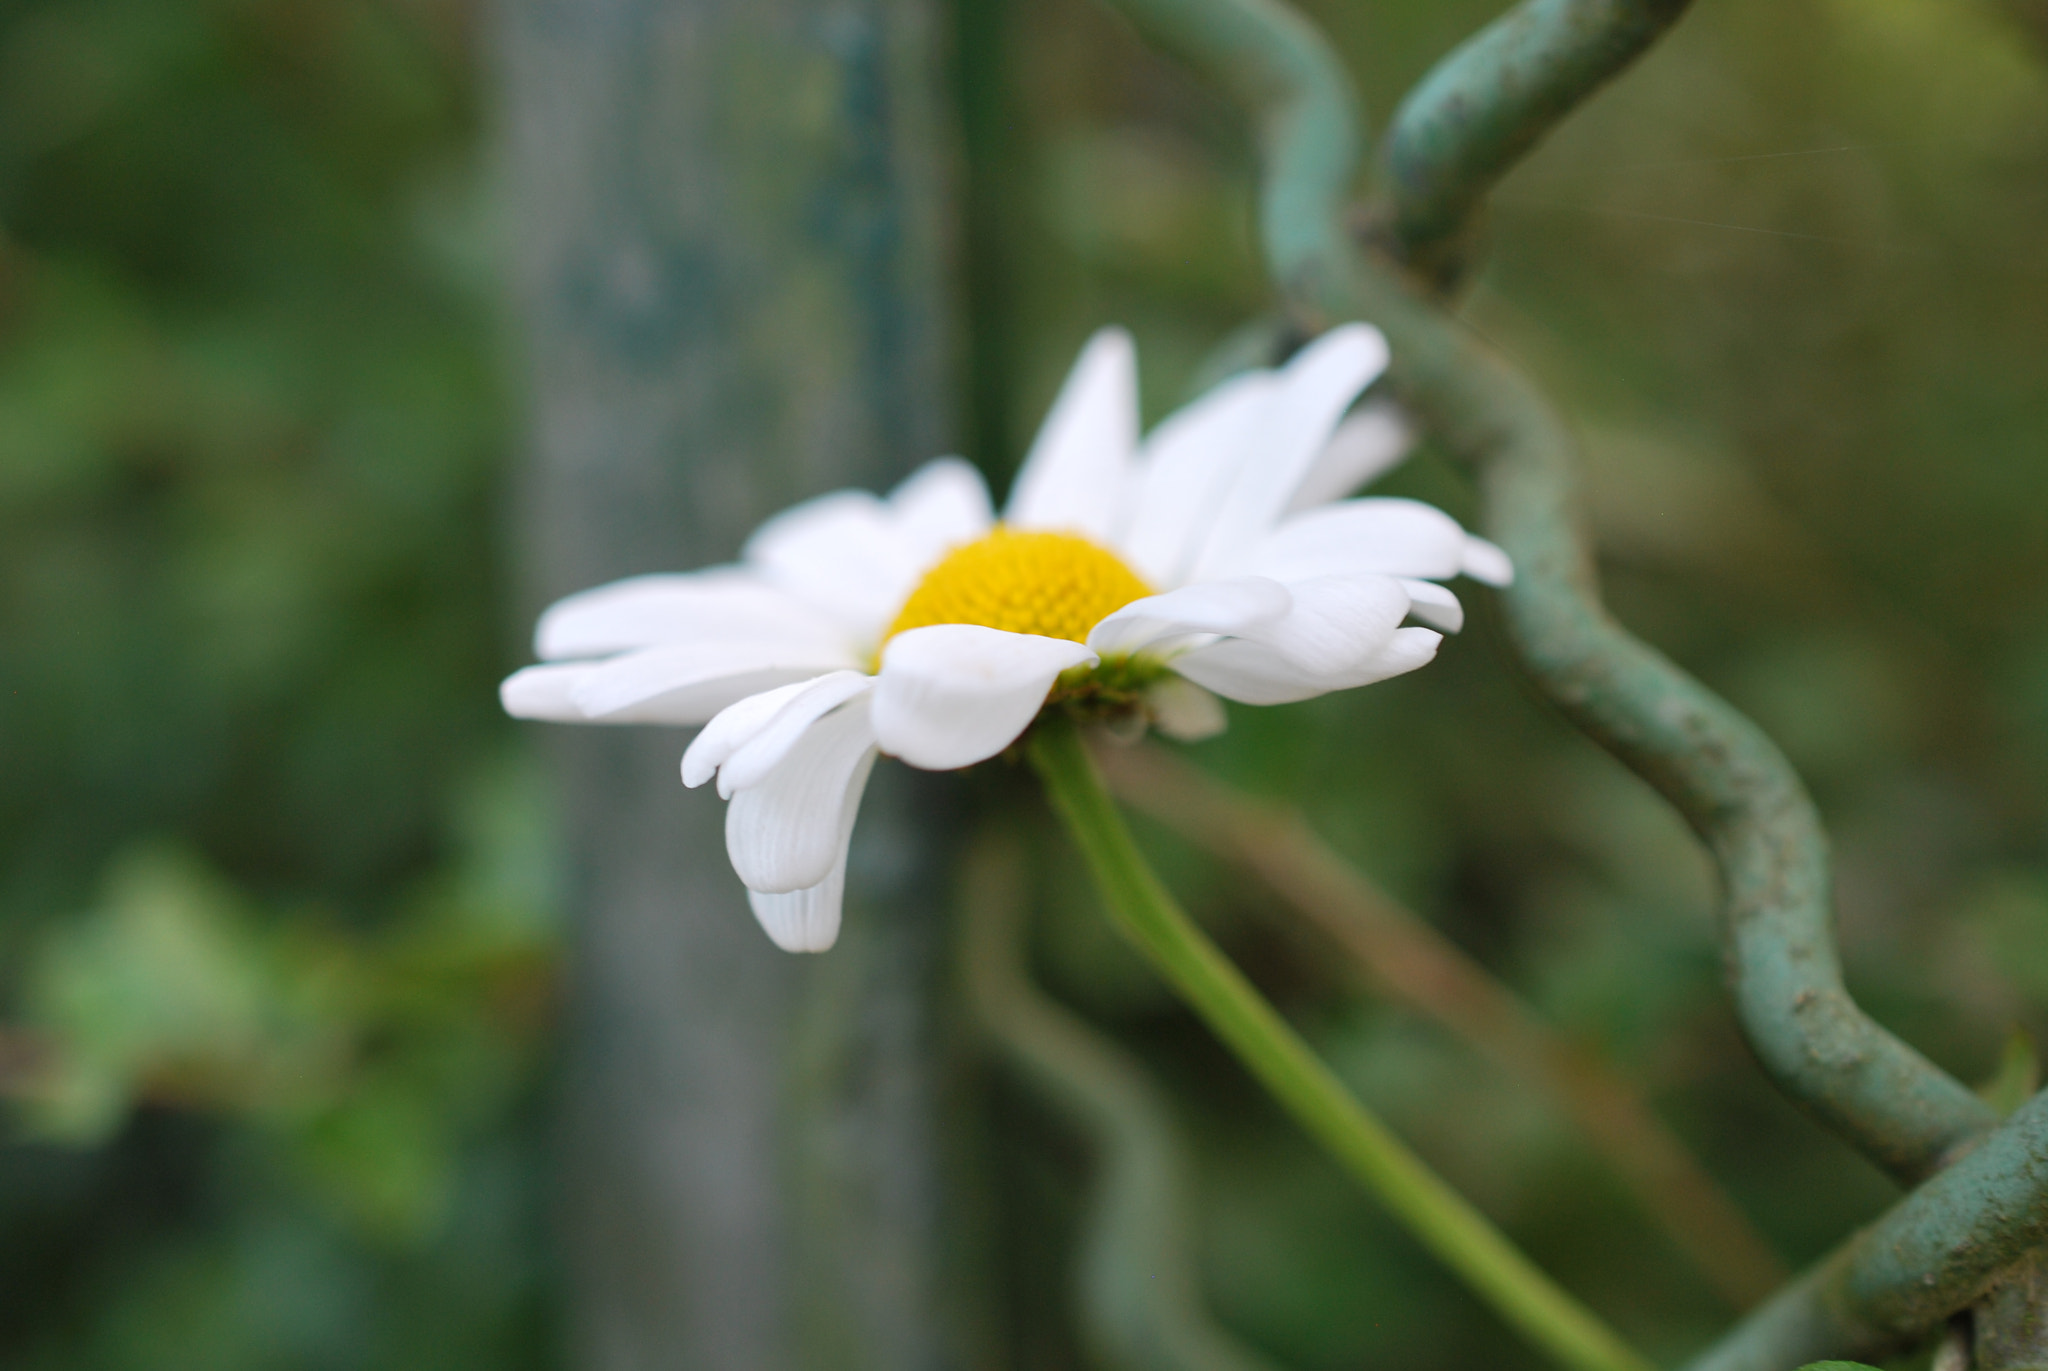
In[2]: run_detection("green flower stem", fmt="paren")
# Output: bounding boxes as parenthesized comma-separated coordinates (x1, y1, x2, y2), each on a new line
(1026, 713, 1656, 1371)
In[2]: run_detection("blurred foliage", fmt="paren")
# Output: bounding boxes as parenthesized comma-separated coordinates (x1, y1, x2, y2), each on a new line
(0, 0, 550, 1363)
(16, 757, 555, 1229)
(2, 0, 2046, 1366)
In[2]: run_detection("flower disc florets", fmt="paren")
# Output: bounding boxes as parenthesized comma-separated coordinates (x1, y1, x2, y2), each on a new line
(884, 527, 1154, 647)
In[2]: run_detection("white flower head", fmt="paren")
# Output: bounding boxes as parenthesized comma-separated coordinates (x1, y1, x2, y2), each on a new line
(503, 325, 1510, 952)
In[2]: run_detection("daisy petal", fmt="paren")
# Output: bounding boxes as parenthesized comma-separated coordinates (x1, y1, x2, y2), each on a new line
(888, 457, 995, 561)
(1169, 644, 1333, 706)
(717, 671, 876, 797)
(682, 680, 819, 788)
(1398, 579, 1466, 633)
(1462, 536, 1515, 587)
(1168, 574, 1417, 704)
(1365, 625, 1447, 679)
(743, 490, 922, 634)
(1145, 675, 1228, 742)
(1004, 328, 1138, 541)
(1190, 324, 1391, 576)
(1120, 370, 1281, 587)
(536, 569, 850, 661)
(1284, 400, 1416, 516)
(750, 866, 852, 954)
(1224, 498, 1475, 583)
(570, 641, 859, 723)
(872, 625, 1097, 770)
(745, 746, 878, 952)
(1086, 577, 1292, 658)
(1248, 574, 1412, 674)
(1175, 624, 1443, 704)
(725, 695, 879, 893)
(501, 662, 597, 721)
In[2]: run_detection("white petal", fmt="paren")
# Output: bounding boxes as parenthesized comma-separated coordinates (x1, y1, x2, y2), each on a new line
(1086, 577, 1292, 659)
(1399, 579, 1466, 633)
(725, 695, 879, 893)
(1222, 498, 1475, 583)
(570, 641, 857, 723)
(535, 568, 852, 661)
(743, 490, 923, 634)
(1462, 536, 1515, 586)
(717, 671, 875, 797)
(1168, 574, 1417, 704)
(1176, 624, 1442, 705)
(1145, 676, 1228, 742)
(871, 625, 1096, 770)
(888, 457, 995, 562)
(1248, 574, 1412, 674)
(750, 867, 851, 953)
(683, 680, 820, 788)
(1120, 370, 1281, 588)
(1285, 400, 1416, 515)
(1169, 644, 1329, 705)
(501, 663, 595, 721)
(1368, 625, 1446, 679)
(746, 747, 878, 953)
(1189, 324, 1391, 577)
(1004, 328, 1139, 541)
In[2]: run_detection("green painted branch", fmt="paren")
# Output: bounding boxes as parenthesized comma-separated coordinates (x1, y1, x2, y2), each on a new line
(958, 825, 1287, 1371)
(1028, 714, 1654, 1371)
(1682, 1088, 2048, 1371)
(1412, 316, 2000, 1188)
(1091, 0, 1995, 1188)
(1378, 0, 1693, 286)
(1974, 1250, 2048, 1370)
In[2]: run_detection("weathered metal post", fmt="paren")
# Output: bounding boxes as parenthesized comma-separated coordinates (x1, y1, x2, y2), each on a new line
(493, 1, 963, 1366)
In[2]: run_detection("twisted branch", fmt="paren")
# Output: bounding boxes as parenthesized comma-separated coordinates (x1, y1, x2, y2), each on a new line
(1378, 0, 1694, 287)
(1684, 1085, 2048, 1371)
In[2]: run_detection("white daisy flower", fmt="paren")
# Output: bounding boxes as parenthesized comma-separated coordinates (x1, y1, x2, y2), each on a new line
(502, 324, 1510, 953)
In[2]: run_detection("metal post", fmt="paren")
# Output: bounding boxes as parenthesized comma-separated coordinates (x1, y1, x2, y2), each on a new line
(493, 0, 963, 1365)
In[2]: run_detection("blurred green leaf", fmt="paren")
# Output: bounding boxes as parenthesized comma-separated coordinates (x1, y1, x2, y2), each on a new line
(16, 842, 355, 1141)
(1979, 1028, 2041, 1119)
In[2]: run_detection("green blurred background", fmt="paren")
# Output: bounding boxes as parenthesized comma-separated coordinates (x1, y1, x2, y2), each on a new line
(2, 0, 2045, 1366)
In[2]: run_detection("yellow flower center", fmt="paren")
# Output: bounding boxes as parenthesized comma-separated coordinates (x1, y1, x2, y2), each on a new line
(884, 527, 1154, 646)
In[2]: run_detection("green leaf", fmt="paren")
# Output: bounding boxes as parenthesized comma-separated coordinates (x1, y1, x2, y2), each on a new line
(14, 842, 356, 1142)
